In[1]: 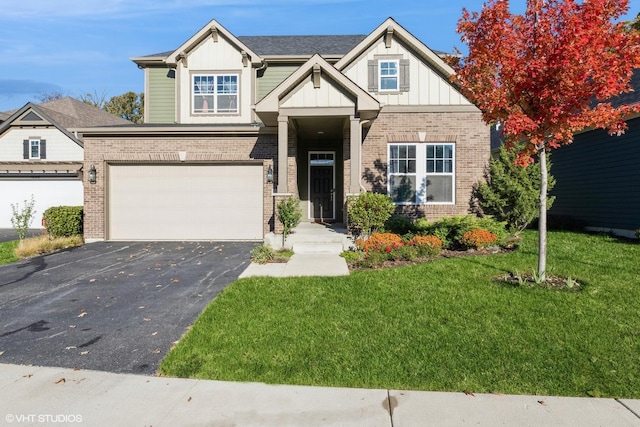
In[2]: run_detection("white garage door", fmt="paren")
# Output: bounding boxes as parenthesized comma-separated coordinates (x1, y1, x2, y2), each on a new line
(0, 180, 83, 228)
(108, 164, 263, 241)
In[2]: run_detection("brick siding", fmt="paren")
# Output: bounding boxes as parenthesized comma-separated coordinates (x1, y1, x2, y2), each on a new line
(360, 110, 490, 220)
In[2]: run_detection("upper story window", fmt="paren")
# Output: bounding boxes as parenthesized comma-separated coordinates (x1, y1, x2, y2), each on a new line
(368, 58, 409, 93)
(22, 138, 46, 160)
(30, 139, 40, 159)
(379, 60, 399, 91)
(388, 143, 455, 204)
(193, 74, 238, 114)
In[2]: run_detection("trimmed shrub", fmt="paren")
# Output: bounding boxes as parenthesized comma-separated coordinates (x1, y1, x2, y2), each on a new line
(425, 215, 506, 249)
(347, 192, 395, 237)
(460, 228, 498, 250)
(43, 206, 83, 238)
(384, 215, 416, 235)
(410, 235, 443, 257)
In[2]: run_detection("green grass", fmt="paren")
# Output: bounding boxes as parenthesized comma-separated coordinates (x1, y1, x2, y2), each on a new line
(160, 231, 640, 398)
(0, 240, 19, 265)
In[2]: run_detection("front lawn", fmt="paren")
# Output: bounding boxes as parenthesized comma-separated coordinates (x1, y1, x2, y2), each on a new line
(160, 231, 640, 398)
(0, 240, 19, 265)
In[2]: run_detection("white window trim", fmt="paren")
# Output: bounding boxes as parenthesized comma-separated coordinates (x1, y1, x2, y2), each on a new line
(378, 59, 399, 92)
(30, 139, 40, 159)
(387, 143, 456, 205)
(192, 73, 239, 115)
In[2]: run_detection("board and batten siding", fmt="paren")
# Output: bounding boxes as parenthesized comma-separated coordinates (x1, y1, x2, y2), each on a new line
(146, 67, 176, 124)
(549, 117, 640, 233)
(175, 36, 254, 124)
(342, 39, 471, 106)
(257, 65, 298, 101)
(280, 75, 355, 109)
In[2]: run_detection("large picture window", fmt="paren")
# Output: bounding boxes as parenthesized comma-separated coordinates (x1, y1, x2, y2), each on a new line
(193, 74, 238, 114)
(388, 143, 455, 204)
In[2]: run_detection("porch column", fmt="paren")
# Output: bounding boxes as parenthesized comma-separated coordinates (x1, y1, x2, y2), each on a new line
(277, 115, 289, 193)
(349, 115, 362, 194)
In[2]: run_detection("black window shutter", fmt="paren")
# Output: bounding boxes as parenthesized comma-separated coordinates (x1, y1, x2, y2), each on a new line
(40, 140, 46, 159)
(23, 140, 29, 159)
(399, 59, 410, 92)
(368, 60, 378, 92)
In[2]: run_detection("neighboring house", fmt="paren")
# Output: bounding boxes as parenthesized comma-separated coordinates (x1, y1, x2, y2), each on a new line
(81, 18, 489, 242)
(549, 70, 640, 238)
(0, 97, 130, 228)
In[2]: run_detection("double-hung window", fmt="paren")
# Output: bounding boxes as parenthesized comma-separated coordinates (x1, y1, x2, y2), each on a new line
(379, 60, 399, 91)
(30, 139, 40, 159)
(193, 74, 238, 114)
(388, 143, 455, 204)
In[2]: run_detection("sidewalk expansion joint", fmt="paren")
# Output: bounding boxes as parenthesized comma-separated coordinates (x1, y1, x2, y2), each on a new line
(616, 399, 640, 420)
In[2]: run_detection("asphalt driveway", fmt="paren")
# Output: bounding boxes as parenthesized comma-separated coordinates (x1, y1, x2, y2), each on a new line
(0, 241, 256, 375)
(0, 229, 41, 243)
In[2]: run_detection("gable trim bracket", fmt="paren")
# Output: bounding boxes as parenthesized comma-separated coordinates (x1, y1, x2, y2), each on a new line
(385, 26, 394, 48)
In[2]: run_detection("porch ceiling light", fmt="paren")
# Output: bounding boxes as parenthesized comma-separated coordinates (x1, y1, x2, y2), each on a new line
(88, 164, 97, 184)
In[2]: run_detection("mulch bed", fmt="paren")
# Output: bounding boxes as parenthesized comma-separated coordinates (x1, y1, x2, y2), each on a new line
(347, 246, 582, 291)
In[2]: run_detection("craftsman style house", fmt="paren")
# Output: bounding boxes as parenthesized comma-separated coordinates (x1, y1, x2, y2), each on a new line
(0, 98, 129, 228)
(81, 18, 489, 241)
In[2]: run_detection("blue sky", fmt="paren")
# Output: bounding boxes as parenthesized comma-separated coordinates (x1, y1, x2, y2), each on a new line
(0, 0, 637, 112)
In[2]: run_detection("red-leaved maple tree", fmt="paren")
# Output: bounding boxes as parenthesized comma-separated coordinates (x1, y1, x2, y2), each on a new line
(454, 0, 640, 280)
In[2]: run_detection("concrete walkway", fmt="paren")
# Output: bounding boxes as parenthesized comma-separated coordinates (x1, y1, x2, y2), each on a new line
(241, 222, 351, 278)
(1, 363, 639, 426)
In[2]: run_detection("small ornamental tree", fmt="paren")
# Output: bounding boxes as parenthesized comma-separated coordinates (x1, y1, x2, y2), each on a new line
(10, 195, 36, 242)
(454, 0, 640, 280)
(476, 145, 555, 236)
(276, 197, 302, 243)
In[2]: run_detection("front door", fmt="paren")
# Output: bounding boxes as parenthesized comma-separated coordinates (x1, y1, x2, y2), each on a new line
(309, 151, 335, 221)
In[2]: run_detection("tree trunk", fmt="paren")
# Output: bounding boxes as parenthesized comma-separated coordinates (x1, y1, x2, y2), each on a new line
(538, 145, 548, 281)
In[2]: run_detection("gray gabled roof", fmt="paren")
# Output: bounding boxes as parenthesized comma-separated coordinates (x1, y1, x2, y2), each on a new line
(136, 34, 451, 63)
(237, 35, 367, 56)
(36, 97, 131, 128)
(1, 97, 131, 128)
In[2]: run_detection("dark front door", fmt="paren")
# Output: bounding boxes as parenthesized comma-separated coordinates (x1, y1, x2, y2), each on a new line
(309, 152, 335, 221)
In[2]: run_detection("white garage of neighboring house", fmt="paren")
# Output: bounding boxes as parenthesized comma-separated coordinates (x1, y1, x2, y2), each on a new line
(0, 98, 131, 229)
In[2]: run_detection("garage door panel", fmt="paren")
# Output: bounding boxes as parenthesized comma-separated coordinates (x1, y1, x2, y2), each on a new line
(108, 164, 263, 241)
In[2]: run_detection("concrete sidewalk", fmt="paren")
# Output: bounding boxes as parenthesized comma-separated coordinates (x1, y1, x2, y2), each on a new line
(239, 253, 349, 278)
(1, 363, 639, 426)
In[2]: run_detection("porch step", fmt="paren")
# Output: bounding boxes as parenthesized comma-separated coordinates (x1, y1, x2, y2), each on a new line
(281, 222, 354, 253)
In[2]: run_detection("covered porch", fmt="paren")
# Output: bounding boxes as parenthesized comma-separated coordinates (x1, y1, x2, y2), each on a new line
(255, 54, 380, 226)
